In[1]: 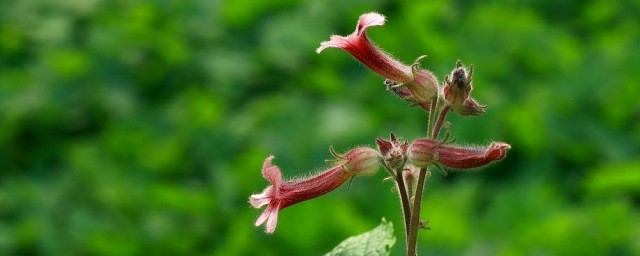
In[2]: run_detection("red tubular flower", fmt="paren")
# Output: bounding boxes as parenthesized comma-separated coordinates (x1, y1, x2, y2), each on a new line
(437, 142, 510, 169)
(317, 12, 438, 104)
(407, 138, 511, 170)
(317, 13, 410, 83)
(249, 147, 381, 233)
(250, 157, 350, 234)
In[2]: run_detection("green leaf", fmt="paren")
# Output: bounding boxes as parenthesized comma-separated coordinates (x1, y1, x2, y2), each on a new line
(325, 218, 396, 256)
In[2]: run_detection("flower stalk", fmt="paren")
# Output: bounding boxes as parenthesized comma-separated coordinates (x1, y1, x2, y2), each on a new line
(377, 133, 411, 235)
(431, 106, 450, 139)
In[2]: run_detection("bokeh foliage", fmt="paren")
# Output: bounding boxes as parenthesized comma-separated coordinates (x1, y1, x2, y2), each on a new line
(1, 0, 639, 255)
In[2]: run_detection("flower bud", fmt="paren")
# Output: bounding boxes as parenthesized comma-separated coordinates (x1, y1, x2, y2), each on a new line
(329, 146, 382, 176)
(444, 60, 473, 106)
(457, 98, 486, 116)
(385, 79, 413, 101)
(437, 142, 510, 169)
(407, 65, 439, 103)
(407, 138, 439, 167)
(385, 79, 433, 111)
(402, 164, 422, 195)
(442, 61, 487, 116)
(408, 138, 511, 171)
(376, 132, 408, 170)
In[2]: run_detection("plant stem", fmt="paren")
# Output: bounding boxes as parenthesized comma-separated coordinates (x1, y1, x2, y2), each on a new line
(431, 106, 450, 139)
(406, 167, 428, 256)
(426, 97, 439, 138)
(395, 166, 411, 236)
(406, 98, 440, 255)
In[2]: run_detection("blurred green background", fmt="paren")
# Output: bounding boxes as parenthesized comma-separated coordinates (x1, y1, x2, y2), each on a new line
(1, 0, 639, 255)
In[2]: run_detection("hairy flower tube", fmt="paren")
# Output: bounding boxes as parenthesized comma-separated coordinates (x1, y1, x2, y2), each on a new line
(249, 147, 381, 233)
(408, 139, 511, 170)
(317, 12, 438, 104)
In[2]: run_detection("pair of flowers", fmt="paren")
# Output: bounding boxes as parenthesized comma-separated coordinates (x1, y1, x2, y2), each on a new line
(249, 12, 510, 233)
(250, 136, 509, 233)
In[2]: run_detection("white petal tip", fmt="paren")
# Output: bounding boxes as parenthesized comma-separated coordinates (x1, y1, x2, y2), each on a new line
(316, 44, 332, 53)
(358, 12, 386, 30)
(316, 35, 350, 54)
(249, 195, 270, 208)
(265, 209, 279, 233)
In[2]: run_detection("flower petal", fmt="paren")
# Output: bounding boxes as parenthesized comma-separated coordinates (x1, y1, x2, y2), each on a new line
(249, 186, 273, 208)
(262, 156, 282, 189)
(356, 12, 386, 36)
(265, 203, 280, 234)
(255, 204, 272, 227)
(376, 136, 393, 156)
(316, 35, 350, 53)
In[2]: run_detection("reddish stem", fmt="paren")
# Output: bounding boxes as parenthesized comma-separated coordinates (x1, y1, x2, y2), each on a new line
(431, 106, 450, 139)
(406, 167, 428, 256)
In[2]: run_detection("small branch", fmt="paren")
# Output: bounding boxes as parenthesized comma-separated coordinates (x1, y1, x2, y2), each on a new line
(426, 97, 439, 138)
(381, 161, 411, 238)
(395, 166, 411, 236)
(431, 105, 450, 139)
(406, 167, 429, 256)
(404, 168, 414, 202)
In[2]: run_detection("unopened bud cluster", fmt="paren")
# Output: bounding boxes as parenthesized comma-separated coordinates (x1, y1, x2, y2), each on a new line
(376, 133, 408, 170)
